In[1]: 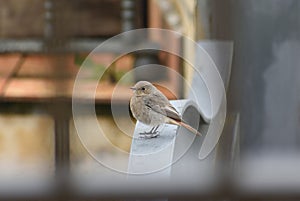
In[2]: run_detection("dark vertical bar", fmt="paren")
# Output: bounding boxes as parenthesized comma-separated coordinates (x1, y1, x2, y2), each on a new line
(44, 0, 54, 40)
(122, 0, 142, 44)
(141, 0, 148, 28)
(54, 105, 70, 173)
(121, 0, 135, 33)
(43, 0, 71, 197)
(51, 100, 70, 198)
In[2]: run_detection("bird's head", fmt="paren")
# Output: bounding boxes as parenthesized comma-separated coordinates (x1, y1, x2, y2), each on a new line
(130, 81, 155, 96)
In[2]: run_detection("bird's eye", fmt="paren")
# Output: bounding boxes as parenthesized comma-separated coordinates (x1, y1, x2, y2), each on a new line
(141, 87, 145, 91)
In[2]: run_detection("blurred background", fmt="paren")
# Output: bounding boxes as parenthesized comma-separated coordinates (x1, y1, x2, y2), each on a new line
(0, 0, 299, 200)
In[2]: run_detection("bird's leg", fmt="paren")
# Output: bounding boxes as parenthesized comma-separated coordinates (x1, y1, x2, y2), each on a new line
(152, 125, 159, 133)
(139, 125, 160, 138)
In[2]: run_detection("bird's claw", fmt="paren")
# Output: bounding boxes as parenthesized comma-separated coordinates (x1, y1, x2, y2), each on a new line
(139, 131, 160, 138)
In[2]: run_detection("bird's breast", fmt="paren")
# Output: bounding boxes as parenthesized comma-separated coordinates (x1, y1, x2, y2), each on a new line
(130, 96, 165, 126)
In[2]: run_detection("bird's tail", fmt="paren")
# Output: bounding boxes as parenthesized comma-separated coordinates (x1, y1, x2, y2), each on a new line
(169, 119, 202, 136)
(179, 121, 202, 136)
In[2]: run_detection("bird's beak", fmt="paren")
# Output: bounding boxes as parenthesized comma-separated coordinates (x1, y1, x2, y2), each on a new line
(130, 87, 136, 91)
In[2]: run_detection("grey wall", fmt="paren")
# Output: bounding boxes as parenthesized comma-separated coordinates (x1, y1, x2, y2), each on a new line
(209, 0, 300, 155)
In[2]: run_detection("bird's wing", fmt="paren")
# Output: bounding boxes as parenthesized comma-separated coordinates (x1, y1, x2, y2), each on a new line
(163, 104, 182, 121)
(145, 94, 182, 122)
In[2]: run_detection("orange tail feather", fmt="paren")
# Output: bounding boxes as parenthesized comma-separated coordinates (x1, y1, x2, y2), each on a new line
(179, 121, 202, 136)
(168, 119, 202, 136)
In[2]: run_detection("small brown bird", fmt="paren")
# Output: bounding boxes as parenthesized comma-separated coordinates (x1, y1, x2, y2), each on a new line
(130, 81, 201, 138)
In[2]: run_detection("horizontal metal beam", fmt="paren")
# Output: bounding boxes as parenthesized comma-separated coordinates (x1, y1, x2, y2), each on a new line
(0, 38, 159, 53)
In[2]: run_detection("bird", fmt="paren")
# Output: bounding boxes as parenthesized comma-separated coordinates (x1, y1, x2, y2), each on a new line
(129, 81, 202, 138)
